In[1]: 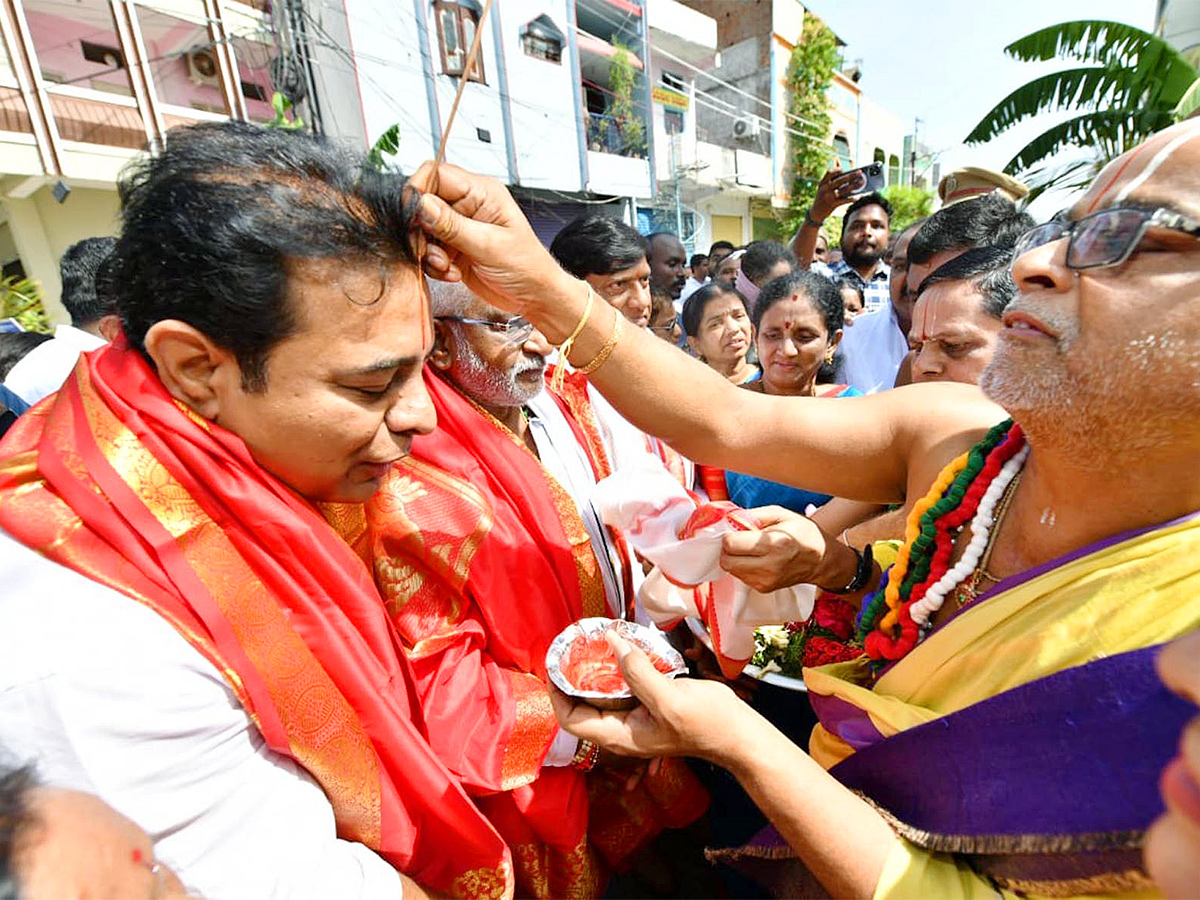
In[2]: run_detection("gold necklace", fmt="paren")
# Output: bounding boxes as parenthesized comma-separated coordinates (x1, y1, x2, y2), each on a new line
(953, 469, 1024, 609)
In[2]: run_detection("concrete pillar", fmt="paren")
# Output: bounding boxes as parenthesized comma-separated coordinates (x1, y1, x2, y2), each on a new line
(4, 193, 65, 323)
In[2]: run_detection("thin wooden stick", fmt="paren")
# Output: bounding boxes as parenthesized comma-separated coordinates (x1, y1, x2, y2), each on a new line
(436, 0, 495, 162)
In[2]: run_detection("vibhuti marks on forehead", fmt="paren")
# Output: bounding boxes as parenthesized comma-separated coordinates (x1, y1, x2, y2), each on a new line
(1086, 120, 1200, 213)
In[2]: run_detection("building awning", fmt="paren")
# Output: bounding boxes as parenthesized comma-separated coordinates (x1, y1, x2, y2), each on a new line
(444, 0, 483, 16)
(520, 14, 564, 44)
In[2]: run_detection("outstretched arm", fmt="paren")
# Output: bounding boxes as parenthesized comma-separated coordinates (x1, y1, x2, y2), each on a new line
(789, 166, 857, 267)
(413, 162, 1004, 506)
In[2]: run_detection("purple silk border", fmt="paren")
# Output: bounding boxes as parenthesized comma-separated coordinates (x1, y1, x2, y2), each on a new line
(826, 644, 1193, 837)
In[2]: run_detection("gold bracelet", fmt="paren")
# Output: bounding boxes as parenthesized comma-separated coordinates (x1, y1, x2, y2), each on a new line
(576, 307, 621, 375)
(552, 283, 594, 392)
(558, 283, 594, 363)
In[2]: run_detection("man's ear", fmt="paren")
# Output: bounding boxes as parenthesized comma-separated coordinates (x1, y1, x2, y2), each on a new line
(96, 314, 122, 344)
(142, 320, 239, 420)
(429, 319, 455, 371)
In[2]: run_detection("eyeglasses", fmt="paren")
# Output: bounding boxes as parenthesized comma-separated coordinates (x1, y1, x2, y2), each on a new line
(1012, 205, 1200, 270)
(437, 315, 535, 344)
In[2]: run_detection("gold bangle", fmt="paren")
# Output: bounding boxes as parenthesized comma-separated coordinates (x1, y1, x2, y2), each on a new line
(558, 283, 594, 362)
(576, 307, 621, 375)
(552, 283, 594, 393)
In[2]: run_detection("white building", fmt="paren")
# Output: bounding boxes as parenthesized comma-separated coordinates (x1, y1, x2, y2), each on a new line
(0, 0, 276, 320)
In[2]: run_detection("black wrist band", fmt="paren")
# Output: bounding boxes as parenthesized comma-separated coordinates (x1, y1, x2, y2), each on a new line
(830, 542, 873, 594)
(805, 209, 823, 229)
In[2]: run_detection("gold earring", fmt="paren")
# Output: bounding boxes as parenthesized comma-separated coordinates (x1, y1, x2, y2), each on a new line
(824, 348, 835, 364)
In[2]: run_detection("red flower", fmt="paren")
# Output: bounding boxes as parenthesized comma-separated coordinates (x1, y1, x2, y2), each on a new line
(811, 597, 855, 640)
(803, 636, 862, 667)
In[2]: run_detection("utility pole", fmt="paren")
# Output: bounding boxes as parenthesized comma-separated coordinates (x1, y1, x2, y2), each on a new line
(909, 116, 922, 187)
(672, 134, 683, 244)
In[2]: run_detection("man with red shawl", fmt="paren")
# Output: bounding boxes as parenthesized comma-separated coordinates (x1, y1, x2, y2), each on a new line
(331, 279, 707, 898)
(0, 122, 513, 899)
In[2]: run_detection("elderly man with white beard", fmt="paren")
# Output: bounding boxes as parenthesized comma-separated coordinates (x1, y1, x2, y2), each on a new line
(332, 280, 709, 899)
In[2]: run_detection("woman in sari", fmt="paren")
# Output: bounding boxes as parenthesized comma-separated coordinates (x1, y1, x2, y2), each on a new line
(722, 271, 861, 514)
(681, 283, 758, 385)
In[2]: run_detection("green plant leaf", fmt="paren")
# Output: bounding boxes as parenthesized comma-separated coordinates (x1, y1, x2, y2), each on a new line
(1173, 76, 1200, 122)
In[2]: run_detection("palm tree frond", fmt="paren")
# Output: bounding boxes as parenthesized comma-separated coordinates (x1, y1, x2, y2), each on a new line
(1173, 76, 1200, 122)
(1005, 20, 1190, 76)
(1002, 109, 1165, 175)
(966, 66, 1138, 144)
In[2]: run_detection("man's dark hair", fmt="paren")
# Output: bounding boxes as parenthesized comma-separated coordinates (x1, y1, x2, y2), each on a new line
(841, 192, 892, 235)
(741, 240, 797, 285)
(645, 231, 682, 260)
(549, 214, 646, 279)
(109, 120, 421, 391)
(689, 253, 707, 269)
(916, 245, 1017, 318)
(708, 240, 735, 256)
(908, 195, 1035, 265)
(0, 764, 38, 900)
(681, 283, 747, 337)
(0, 332, 52, 381)
(752, 270, 844, 339)
(59, 237, 116, 326)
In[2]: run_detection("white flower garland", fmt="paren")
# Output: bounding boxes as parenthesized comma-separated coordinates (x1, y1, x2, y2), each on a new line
(908, 445, 1031, 627)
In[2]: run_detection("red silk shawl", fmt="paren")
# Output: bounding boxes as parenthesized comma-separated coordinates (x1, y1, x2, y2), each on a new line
(0, 342, 513, 899)
(352, 368, 707, 897)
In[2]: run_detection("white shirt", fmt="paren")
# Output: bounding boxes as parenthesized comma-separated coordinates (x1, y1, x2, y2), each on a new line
(678, 277, 705, 309)
(526, 389, 624, 619)
(0, 528, 405, 899)
(837, 302, 908, 394)
(3, 324, 105, 404)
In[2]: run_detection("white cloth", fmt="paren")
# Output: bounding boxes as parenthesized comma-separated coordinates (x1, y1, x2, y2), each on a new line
(585, 382, 695, 492)
(0, 528, 405, 900)
(3, 324, 105, 404)
(525, 388, 627, 766)
(678, 277, 705, 309)
(595, 464, 815, 676)
(837, 302, 908, 394)
(527, 389, 626, 620)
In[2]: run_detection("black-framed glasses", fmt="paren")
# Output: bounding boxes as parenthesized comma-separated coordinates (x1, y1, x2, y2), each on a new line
(437, 315, 535, 344)
(1012, 206, 1200, 270)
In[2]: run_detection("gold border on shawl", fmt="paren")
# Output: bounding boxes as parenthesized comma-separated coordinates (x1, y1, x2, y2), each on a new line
(452, 861, 516, 900)
(860, 791, 1147, 856)
(992, 868, 1156, 897)
(499, 671, 560, 791)
(512, 834, 604, 900)
(80, 379, 384, 850)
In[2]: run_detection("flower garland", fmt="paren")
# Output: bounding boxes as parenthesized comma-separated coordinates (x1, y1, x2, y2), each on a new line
(856, 419, 1026, 662)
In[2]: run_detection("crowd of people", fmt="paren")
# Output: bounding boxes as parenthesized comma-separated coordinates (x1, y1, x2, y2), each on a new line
(0, 115, 1198, 900)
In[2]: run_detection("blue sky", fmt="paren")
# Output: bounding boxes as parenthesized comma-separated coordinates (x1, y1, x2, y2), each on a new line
(801, 0, 1157, 216)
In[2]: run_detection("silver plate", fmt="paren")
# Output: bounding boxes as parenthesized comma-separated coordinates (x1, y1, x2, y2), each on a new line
(546, 617, 686, 710)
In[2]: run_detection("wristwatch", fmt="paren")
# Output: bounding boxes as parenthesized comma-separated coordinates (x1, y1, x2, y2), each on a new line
(829, 542, 873, 594)
(804, 208, 823, 229)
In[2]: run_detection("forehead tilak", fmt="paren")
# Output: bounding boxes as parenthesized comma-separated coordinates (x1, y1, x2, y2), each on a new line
(1085, 123, 1200, 214)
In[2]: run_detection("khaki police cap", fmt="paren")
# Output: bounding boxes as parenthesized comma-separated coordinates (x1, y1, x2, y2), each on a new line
(938, 166, 1029, 205)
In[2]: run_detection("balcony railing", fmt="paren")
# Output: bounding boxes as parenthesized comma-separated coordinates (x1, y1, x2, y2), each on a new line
(586, 111, 647, 159)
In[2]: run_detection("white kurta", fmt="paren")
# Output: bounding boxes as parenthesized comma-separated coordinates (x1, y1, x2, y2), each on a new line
(3, 324, 105, 405)
(0, 528, 405, 900)
(837, 302, 908, 394)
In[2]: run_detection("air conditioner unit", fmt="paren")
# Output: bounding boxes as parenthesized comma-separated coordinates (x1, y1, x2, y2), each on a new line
(732, 116, 760, 139)
(186, 48, 221, 88)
